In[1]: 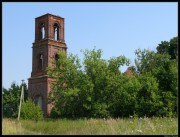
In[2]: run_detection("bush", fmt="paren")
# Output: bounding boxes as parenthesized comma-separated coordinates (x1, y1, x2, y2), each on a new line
(50, 107, 61, 118)
(20, 99, 43, 121)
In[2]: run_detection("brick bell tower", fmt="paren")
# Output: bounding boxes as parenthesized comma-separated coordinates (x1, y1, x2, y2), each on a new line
(28, 13, 67, 116)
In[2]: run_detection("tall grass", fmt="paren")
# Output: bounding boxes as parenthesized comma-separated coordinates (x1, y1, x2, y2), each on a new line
(2, 117, 178, 135)
(2, 118, 42, 135)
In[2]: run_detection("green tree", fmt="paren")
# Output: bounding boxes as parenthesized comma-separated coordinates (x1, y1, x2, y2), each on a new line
(82, 48, 130, 118)
(107, 74, 140, 118)
(169, 37, 178, 59)
(134, 45, 177, 117)
(2, 82, 28, 118)
(155, 37, 178, 116)
(134, 49, 156, 74)
(134, 48, 177, 95)
(156, 37, 178, 59)
(47, 37, 177, 118)
(136, 72, 163, 117)
(156, 41, 169, 54)
(47, 48, 130, 118)
(82, 48, 109, 118)
(47, 50, 86, 118)
(21, 99, 43, 120)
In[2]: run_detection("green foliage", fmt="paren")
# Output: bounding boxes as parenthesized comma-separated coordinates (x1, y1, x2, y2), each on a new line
(136, 73, 163, 117)
(156, 36, 178, 59)
(50, 107, 61, 118)
(47, 36, 177, 118)
(20, 99, 43, 121)
(134, 49, 156, 74)
(134, 37, 177, 117)
(2, 82, 28, 118)
(47, 48, 130, 118)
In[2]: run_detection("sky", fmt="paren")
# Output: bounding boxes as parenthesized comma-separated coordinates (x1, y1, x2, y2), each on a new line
(2, 2, 178, 89)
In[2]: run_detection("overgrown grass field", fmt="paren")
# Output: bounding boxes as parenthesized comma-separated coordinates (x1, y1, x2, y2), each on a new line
(2, 117, 178, 135)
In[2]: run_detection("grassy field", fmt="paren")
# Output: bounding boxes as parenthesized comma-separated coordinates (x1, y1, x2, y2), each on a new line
(2, 117, 178, 135)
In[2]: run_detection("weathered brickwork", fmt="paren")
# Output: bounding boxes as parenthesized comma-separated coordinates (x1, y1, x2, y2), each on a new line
(28, 13, 67, 116)
(125, 67, 134, 76)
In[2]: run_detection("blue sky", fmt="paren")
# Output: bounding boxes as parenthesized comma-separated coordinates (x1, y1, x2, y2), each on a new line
(2, 2, 178, 89)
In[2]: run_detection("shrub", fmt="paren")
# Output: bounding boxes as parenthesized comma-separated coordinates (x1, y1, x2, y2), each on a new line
(50, 107, 61, 118)
(20, 99, 43, 121)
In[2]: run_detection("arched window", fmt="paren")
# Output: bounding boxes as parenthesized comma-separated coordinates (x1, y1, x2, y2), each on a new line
(55, 53, 59, 67)
(38, 54, 43, 71)
(55, 54, 59, 61)
(35, 95, 43, 110)
(40, 23, 45, 40)
(54, 23, 59, 40)
(42, 27, 45, 39)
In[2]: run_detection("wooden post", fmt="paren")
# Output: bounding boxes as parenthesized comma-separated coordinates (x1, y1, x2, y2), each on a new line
(18, 80, 24, 120)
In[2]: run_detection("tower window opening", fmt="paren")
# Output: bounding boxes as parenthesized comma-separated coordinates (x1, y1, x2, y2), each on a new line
(42, 27, 45, 39)
(55, 54, 59, 67)
(40, 23, 45, 40)
(54, 23, 59, 41)
(39, 54, 43, 71)
(35, 95, 43, 110)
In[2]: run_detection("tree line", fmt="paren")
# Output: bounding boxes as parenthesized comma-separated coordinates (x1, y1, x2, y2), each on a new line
(47, 36, 178, 118)
(2, 36, 177, 119)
